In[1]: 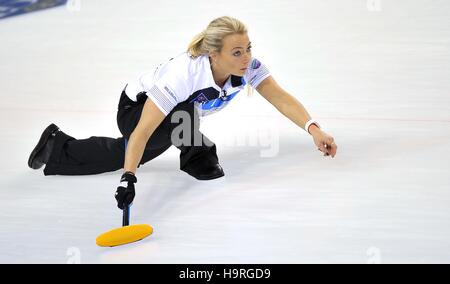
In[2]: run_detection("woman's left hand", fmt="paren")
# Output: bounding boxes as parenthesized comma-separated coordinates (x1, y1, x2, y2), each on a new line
(311, 129, 337, 158)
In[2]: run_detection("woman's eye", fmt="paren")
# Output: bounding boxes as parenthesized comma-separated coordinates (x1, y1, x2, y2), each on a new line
(233, 47, 252, 56)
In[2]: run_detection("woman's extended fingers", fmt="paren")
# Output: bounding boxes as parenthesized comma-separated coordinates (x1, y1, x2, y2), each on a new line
(318, 144, 327, 153)
(318, 141, 337, 158)
(325, 141, 337, 157)
(313, 132, 337, 158)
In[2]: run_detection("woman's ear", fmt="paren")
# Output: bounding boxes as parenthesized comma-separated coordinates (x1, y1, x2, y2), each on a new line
(209, 51, 218, 62)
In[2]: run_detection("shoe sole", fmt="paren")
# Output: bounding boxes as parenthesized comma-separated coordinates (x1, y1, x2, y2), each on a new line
(184, 168, 225, 180)
(28, 124, 59, 169)
(195, 171, 225, 180)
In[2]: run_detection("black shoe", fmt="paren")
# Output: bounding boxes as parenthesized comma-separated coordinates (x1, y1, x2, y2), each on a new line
(28, 124, 60, 169)
(182, 159, 225, 180)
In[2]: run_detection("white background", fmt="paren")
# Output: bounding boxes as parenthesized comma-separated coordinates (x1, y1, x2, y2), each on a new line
(0, 0, 449, 263)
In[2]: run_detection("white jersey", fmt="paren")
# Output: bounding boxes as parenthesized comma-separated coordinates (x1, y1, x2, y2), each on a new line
(124, 52, 270, 116)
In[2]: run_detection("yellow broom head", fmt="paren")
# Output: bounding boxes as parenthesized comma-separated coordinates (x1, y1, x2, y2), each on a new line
(96, 224, 153, 247)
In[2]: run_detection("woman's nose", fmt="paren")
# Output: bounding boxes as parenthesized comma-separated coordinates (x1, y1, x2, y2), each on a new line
(243, 54, 251, 65)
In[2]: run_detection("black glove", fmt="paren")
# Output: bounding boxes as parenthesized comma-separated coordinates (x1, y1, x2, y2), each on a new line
(115, 172, 137, 210)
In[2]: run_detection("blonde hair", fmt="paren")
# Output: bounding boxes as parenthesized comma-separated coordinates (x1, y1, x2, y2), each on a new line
(187, 16, 248, 58)
(187, 16, 254, 96)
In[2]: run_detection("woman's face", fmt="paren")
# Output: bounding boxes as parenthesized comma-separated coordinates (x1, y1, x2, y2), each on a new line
(211, 33, 252, 77)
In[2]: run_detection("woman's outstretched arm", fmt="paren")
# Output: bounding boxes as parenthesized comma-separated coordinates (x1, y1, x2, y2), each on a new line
(115, 97, 166, 210)
(256, 76, 338, 158)
(124, 97, 166, 174)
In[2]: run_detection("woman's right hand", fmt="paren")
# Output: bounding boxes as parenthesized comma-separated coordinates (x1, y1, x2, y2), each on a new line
(115, 172, 137, 209)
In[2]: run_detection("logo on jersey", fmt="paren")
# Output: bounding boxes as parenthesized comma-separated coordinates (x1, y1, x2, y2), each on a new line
(250, 58, 261, 69)
(164, 86, 177, 101)
(190, 93, 209, 104)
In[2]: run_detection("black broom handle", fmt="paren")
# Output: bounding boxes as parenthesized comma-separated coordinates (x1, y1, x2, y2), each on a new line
(123, 205, 130, 226)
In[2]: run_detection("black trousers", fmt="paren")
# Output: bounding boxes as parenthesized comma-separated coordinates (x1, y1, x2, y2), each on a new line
(43, 91, 219, 176)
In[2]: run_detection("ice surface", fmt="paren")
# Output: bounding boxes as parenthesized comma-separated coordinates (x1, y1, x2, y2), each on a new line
(0, 0, 449, 263)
